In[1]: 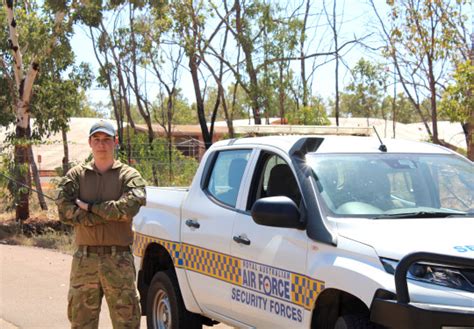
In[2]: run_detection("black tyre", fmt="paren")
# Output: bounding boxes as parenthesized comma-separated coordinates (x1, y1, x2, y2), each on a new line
(146, 269, 201, 329)
(334, 314, 381, 329)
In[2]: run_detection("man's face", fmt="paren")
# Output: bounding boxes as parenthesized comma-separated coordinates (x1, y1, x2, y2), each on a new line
(89, 132, 115, 161)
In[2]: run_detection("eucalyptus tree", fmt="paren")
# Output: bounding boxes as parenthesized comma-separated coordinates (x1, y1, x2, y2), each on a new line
(170, 0, 236, 148)
(34, 62, 93, 175)
(197, 4, 237, 137)
(211, 1, 301, 124)
(344, 58, 387, 125)
(380, 93, 418, 124)
(231, 0, 265, 124)
(0, 38, 15, 126)
(91, 20, 134, 149)
(297, 0, 311, 109)
(142, 10, 186, 182)
(85, 0, 169, 185)
(2, 0, 90, 219)
(440, 60, 474, 159)
(371, 0, 470, 145)
(265, 4, 301, 123)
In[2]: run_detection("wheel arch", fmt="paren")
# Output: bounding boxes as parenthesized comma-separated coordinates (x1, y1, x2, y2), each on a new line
(311, 288, 370, 329)
(138, 243, 175, 314)
(137, 242, 202, 315)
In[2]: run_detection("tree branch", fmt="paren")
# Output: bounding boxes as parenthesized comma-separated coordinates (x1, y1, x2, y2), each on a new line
(256, 35, 372, 70)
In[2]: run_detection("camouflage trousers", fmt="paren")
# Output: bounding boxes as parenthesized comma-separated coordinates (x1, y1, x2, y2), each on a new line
(68, 248, 141, 329)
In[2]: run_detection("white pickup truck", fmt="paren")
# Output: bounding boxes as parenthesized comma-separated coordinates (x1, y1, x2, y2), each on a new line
(132, 135, 474, 329)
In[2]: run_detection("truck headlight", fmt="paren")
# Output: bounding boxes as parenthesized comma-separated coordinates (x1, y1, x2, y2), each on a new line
(380, 258, 474, 293)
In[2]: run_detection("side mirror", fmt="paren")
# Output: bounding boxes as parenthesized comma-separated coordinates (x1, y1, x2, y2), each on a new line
(251, 196, 303, 229)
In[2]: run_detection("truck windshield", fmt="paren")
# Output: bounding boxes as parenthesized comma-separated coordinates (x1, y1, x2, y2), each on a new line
(306, 153, 474, 218)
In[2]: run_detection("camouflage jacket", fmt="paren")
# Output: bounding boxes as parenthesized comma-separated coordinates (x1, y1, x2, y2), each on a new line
(56, 160, 146, 229)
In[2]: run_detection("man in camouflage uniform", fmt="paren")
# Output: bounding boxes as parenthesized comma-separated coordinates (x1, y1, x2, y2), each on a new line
(56, 120, 146, 329)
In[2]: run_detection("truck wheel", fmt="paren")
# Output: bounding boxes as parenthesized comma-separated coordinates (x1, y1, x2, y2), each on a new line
(146, 269, 201, 329)
(334, 314, 380, 329)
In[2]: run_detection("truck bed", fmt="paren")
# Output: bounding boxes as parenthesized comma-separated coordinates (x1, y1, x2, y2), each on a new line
(133, 186, 189, 242)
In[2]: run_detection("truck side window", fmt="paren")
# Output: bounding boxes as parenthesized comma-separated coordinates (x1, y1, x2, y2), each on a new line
(206, 149, 252, 207)
(247, 153, 302, 210)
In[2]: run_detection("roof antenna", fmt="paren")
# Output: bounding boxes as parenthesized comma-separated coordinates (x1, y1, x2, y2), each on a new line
(373, 126, 387, 152)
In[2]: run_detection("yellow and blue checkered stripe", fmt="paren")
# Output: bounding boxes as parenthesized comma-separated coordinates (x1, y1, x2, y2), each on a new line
(181, 244, 242, 285)
(134, 232, 324, 310)
(291, 273, 325, 308)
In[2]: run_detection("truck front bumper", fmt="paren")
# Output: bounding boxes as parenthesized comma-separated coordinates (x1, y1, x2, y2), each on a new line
(370, 252, 474, 329)
(371, 290, 474, 328)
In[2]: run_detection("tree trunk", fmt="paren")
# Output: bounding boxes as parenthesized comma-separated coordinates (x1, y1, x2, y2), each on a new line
(128, 8, 153, 146)
(465, 33, 474, 160)
(167, 97, 173, 184)
(190, 54, 212, 149)
(13, 79, 38, 222)
(278, 64, 285, 123)
(61, 126, 70, 175)
(300, 0, 310, 108)
(28, 145, 47, 210)
(393, 57, 433, 138)
(466, 115, 474, 161)
(6, 0, 65, 219)
(392, 74, 397, 138)
(427, 57, 439, 144)
(167, 133, 172, 185)
(333, 0, 340, 126)
(14, 132, 30, 220)
(221, 88, 234, 138)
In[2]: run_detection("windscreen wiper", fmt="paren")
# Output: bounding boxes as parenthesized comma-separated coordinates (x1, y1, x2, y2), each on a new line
(373, 211, 466, 219)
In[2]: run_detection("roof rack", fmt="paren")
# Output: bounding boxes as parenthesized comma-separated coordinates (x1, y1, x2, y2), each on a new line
(233, 125, 372, 136)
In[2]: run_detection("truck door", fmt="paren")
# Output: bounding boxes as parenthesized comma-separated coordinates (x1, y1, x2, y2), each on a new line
(230, 151, 311, 328)
(181, 148, 253, 318)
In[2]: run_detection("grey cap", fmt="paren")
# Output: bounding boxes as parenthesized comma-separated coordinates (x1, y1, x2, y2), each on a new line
(89, 120, 115, 137)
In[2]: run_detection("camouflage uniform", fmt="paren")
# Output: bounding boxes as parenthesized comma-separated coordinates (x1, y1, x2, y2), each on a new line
(56, 160, 146, 329)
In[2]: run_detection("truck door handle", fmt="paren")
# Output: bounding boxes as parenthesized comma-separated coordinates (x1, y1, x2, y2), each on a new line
(233, 235, 251, 246)
(185, 219, 200, 229)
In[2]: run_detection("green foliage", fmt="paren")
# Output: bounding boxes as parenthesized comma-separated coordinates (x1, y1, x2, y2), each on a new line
(287, 97, 330, 125)
(225, 84, 251, 120)
(73, 0, 104, 27)
(0, 154, 14, 211)
(0, 78, 15, 126)
(32, 62, 93, 138)
(45, 0, 68, 12)
(0, 148, 29, 212)
(387, 0, 467, 63)
(341, 58, 388, 119)
(170, 94, 197, 124)
(439, 60, 474, 124)
(203, 86, 251, 123)
(385, 0, 470, 133)
(381, 93, 419, 124)
(119, 130, 199, 186)
(0, 6, 14, 123)
(1, 0, 93, 138)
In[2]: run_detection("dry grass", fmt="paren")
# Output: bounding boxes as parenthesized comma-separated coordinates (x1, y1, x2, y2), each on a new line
(0, 218, 75, 254)
(0, 194, 75, 255)
(1, 228, 76, 254)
